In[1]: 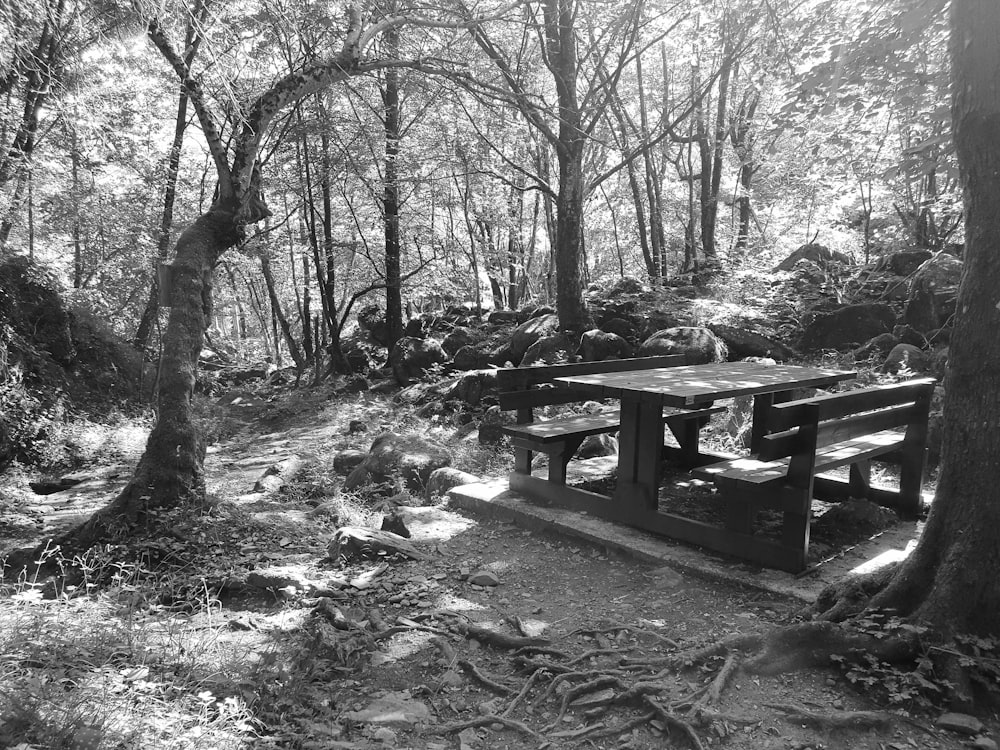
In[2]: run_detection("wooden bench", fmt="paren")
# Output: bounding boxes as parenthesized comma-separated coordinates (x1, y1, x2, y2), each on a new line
(693, 377, 935, 572)
(498, 356, 725, 484)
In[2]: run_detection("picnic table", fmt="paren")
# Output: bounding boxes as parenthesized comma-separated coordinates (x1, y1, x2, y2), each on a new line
(505, 361, 857, 561)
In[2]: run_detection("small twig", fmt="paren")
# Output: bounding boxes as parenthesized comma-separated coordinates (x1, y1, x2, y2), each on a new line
(434, 714, 545, 741)
(511, 655, 573, 675)
(502, 668, 545, 717)
(457, 659, 512, 695)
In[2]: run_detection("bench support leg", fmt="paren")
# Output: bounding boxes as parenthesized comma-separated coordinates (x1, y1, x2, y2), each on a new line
(547, 437, 586, 484)
(849, 460, 871, 498)
(514, 448, 533, 476)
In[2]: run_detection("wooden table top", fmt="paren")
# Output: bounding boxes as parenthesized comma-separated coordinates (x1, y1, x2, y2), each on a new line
(554, 361, 857, 407)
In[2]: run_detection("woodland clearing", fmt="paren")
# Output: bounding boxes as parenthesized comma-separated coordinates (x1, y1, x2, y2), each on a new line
(0, 383, 992, 750)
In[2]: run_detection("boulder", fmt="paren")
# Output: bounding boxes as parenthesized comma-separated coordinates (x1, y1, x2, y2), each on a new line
(426, 467, 481, 500)
(853, 333, 899, 361)
(707, 324, 796, 362)
(637, 326, 727, 364)
(773, 242, 852, 271)
(904, 254, 963, 333)
(509, 313, 560, 363)
(487, 310, 518, 325)
(520, 333, 576, 366)
(881, 343, 928, 374)
(639, 310, 680, 340)
(343, 432, 451, 492)
(598, 316, 635, 339)
(800, 303, 896, 351)
(579, 329, 632, 361)
(881, 248, 933, 276)
(452, 344, 491, 371)
(441, 326, 475, 355)
(576, 433, 617, 459)
(607, 276, 644, 295)
(892, 324, 927, 347)
(927, 347, 949, 379)
(448, 368, 497, 405)
(357, 304, 390, 346)
(516, 304, 556, 323)
(388, 336, 448, 385)
(333, 449, 369, 475)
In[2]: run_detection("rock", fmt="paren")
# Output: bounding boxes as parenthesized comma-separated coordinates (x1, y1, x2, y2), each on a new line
(246, 565, 317, 592)
(509, 313, 560, 363)
(580, 328, 633, 361)
(452, 344, 491, 371)
(348, 419, 368, 434)
(441, 326, 475, 355)
(598, 316, 635, 339)
(904, 253, 963, 333)
(341, 691, 431, 725)
(328, 526, 428, 562)
(881, 248, 933, 276)
(426, 467, 480, 500)
(252, 454, 303, 493)
(389, 336, 448, 385)
(478, 405, 514, 445)
(608, 276, 644, 295)
(881, 343, 928, 374)
(468, 570, 500, 586)
(773, 242, 852, 271)
(448, 368, 497, 405)
(637, 326, 727, 364)
(372, 727, 397, 744)
(892, 324, 926, 347)
(380, 510, 411, 538)
(853, 332, 900, 361)
(357, 304, 390, 347)
(516, 304, 556, 323)
(520, 332, 576, 366)
(936, 712, 983, 735)
(340, 374, 370, 394)
(576, 433, 617, 459)
(973, 737, 998, 750)
(708, 324, 796, 361)
(487, 310, 518, 325)
(345, 432, 451, 492)
(333, 449, 368, 475)
(800, 303, 896, 351)
(639, 309, 680, 340)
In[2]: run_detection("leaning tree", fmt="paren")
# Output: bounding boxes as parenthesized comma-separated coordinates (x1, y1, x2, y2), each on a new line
(1, 2, 511, 566)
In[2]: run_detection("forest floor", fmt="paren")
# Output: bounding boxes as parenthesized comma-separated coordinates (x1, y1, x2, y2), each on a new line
(0, 384, 993, 750)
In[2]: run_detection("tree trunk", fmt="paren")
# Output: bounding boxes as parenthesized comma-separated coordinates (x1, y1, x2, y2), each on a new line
(554, 147, 589, 330)
(39, 210, 240, 555)
(382, 23, 404, 348)
(867, 0, 1000, 636)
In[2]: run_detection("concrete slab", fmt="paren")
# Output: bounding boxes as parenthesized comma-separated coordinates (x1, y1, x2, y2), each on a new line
(447, 478, 922, 604)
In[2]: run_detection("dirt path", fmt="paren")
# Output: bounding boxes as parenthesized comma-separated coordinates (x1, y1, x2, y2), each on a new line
(0, 390, 987, 749)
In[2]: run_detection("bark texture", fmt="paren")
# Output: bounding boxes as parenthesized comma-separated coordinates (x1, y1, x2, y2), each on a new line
(865, 0, 1000, 635)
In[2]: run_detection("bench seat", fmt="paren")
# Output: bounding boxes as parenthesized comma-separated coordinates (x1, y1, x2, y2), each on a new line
(504, 405, 725, 444)
(687, 378, 934, 572)
(694, 429, 905, 484)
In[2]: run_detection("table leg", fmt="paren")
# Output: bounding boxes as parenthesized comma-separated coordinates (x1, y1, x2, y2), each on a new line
(750, 390, 794, 452)
(615, 397, 662, 512)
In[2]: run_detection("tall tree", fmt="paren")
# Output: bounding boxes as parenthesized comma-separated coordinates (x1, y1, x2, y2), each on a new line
(842, 0, 1000, 635)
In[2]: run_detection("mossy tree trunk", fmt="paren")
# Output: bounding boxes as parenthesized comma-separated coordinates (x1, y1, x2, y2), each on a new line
(856, 0, 1000, 636)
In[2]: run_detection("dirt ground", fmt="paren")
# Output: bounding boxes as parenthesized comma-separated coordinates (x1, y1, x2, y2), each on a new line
(0, 388, 992, 749)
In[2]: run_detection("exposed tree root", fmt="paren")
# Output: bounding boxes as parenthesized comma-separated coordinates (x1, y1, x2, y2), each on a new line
(811, 565, 899, 622)
(643, 696, 707, 750)
(456, 622, 550, 650)
(765, 702, 894, 730)
(581, 711, 656, 739)
(502, 668, 545, 717)
(457, 659, 512, 695)
(432, 714, 545, 741)
(699, 652, 740, 706)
